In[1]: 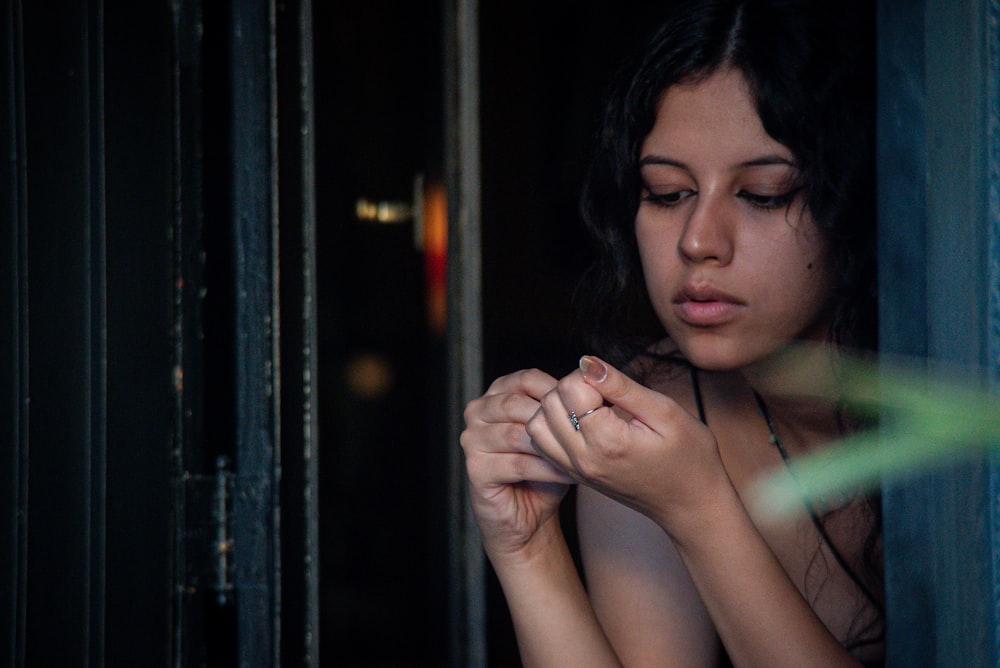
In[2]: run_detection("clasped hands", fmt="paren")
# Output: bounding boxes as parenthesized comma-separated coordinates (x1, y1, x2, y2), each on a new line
(462, 354, 728, 555)
(526, 356, 725, 527)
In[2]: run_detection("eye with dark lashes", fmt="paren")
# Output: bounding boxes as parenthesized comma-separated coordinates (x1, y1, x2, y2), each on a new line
(640, 190, 696, 207)
(737, 186, 804, 210)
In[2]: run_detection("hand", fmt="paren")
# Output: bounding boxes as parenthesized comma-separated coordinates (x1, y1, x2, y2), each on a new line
(526, 356, 734, 538)
(461, 368, 575, 560)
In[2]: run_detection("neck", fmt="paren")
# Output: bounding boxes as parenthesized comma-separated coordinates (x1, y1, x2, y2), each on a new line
(741, 341, 845, 448)
(743, 340, 841, 393)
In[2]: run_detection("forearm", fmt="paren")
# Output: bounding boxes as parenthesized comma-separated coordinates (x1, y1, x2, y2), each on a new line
(669, 495, 861, 668)
(488, 515, 623, 668)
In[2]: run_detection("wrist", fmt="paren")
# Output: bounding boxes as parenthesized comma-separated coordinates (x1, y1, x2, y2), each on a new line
(655, 479, 749, 553)
(485, 512, 567, 572)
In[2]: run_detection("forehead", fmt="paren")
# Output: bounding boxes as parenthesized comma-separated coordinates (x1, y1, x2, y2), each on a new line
(642, 69, 794, 165)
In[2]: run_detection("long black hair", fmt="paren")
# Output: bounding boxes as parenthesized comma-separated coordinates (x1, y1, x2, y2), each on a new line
(576, 0, 877, 370)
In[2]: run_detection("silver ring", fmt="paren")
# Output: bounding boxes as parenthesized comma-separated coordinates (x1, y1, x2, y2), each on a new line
(568, 407, 600, 431)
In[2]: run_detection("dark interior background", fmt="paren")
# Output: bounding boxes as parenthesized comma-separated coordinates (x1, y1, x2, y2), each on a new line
(312, 2, 444, 663)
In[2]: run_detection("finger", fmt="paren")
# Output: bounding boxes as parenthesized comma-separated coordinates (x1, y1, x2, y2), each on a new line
(543, 372, 613, 443)
(468, 452, 575, 487)
(465, 391, 547, 427)
(553, 368, 606, 420)
(484, 368, 558, 400)
(460, 421, 536, 455)
(526, 397, 580, 473)
(577, 355, 678, 429)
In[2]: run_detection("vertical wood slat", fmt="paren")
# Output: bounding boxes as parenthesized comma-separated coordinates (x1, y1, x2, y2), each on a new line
(173, 1, 314, 664)
(229, 0, 282, 665)
(86, 3, 108, 666)
(876, 6, 930, 664)
(275, 0, 320, 665)
(171, 1, 222, 665)
(171, 0, 201, 664)
(992, 0, 1000, 393)
(987, 0, 1000, 664)
(878, 0, 1000, 664)
(1, 0, 28, 665)
(444, 0, 486, 665)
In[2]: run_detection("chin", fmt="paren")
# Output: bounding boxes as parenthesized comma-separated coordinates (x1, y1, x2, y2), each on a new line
(672, 333, 784, 372)
(675, 343, 750, 372)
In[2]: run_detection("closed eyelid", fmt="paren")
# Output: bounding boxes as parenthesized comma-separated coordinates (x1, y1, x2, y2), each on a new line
(642, 183, 696, 194)
(640, 164, 695, 191)
(641, 162, 797, 190)
(640, 189, 697, 209)
(640, 184, 693, 199)
(639, 158, 693, 184)
(640, 171, 696, 193)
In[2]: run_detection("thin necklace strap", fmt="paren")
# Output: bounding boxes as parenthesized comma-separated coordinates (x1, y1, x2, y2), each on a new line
(690, 365, 707, 425)
(752, 390, 885, 615)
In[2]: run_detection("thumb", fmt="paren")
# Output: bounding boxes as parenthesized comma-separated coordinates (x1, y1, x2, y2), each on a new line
(578, 355, 661, 423)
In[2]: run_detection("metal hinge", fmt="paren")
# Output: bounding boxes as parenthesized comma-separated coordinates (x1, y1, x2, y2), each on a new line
(212, 455, 234, 605)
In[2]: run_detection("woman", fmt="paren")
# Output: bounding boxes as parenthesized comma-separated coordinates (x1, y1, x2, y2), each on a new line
(461, 1, 882, 665)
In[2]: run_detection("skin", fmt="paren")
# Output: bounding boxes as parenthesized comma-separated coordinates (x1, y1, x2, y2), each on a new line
(461, 68, 882, 667)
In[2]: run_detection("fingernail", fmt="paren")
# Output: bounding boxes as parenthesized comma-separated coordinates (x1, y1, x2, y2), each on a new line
(579, 355, 607, 383)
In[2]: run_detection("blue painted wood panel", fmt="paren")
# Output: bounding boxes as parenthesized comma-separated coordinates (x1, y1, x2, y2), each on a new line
(879, 0, 1000, 665)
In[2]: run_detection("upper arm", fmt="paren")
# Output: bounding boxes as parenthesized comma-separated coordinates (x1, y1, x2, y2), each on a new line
(577, 484, 721, 668)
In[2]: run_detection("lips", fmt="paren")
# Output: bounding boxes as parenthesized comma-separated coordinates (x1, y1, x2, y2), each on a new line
(672, 284, 745, 326)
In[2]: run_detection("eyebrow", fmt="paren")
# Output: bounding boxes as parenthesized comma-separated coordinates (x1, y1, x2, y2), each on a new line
(638, 154, 796, 170)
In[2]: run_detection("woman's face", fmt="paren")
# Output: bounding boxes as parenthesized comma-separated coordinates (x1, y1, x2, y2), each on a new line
(635, 68, 834, 371)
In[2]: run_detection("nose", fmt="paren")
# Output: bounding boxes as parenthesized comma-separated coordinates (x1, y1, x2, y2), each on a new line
(677, 193, 734, 265)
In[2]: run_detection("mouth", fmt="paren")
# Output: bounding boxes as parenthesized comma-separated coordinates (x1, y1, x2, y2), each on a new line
(672, 285, 745, 326)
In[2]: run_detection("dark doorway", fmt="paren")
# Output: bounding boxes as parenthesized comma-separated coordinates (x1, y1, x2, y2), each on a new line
(310, 2, 675, 665)
(312, 2, 450, 665)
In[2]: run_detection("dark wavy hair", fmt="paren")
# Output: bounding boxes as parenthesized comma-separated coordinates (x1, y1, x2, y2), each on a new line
(576, 0, 877, 371)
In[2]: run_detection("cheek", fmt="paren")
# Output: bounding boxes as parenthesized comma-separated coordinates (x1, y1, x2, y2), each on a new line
(635, 217, 680, 270)
(787, 223, 831, 279)
(802, 235, 834, 288)
(635, 229, 678, 297)
(634, 222, 657, 276)
(634, 217, 656, 256)
(788, 244, 836, 316)
(755, 231, 833, 311)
